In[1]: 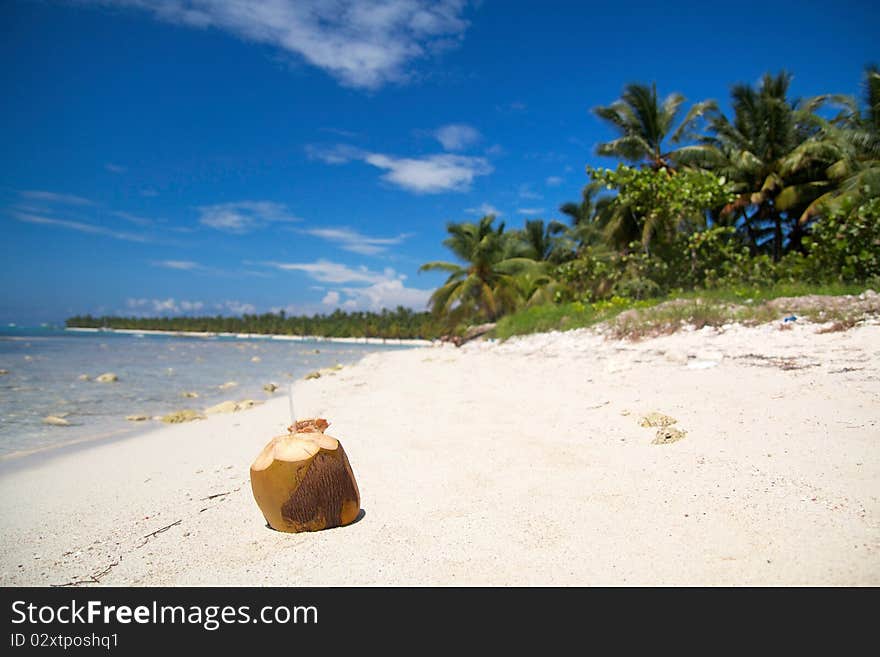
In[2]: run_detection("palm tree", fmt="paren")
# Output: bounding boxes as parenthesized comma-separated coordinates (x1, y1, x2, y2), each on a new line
(419, 216, 536, 324)
(679, 71, 832, 259)
(559, 182, 618, 251)
(593, 82, 716, 169)
(784, 65, 880, 218)
(517, 218, 569, 262)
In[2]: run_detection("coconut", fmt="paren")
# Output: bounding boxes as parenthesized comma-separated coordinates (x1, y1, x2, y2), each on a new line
(250, 418, 360, 533)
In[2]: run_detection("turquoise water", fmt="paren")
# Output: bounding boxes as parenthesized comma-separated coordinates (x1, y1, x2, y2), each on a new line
(0, 327, 411, 459)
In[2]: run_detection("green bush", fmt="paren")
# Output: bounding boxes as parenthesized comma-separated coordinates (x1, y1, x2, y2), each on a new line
(802, 198, 880, 282)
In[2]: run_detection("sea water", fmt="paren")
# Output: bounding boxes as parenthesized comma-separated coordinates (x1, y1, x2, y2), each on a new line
(0, 327, 413, 459)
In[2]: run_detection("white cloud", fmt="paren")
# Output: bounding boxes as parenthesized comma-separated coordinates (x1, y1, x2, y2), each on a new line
(153, 260, 201, 270)
(198, 201, 300, 233)
(364, 152, 491, 193)
(94, 0, 470, 89)
(11, 211, 149, 242)
(272, 259, 432, 311)
(339, 279, 431, 311)
(308, 145, 492, 193)
(545, 176, 563, 187)
(125, 298, 204, 315)
(217, 300, 256, 315)
(303, 227, 410, 255)
(466, 203, 502, 217)
(19, 190, 94, 206)
(105, 163, 127, 173)
(517, 207, 545, 216)
(434, 123, 481, 151)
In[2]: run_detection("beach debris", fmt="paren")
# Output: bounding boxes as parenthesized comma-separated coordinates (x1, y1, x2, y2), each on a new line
(304, 370, 321, 380)
(95, 372, 118, 383)
(263, 383, 279, 393)
(638, 412, 678, 428)
(126, 414, 149, 422)
(329, 363, 343, 371)
(205, 399, 264, 415)
(218, 381, 238, 390)
(687, 360, 719, 370)
(251, 356, 262, 363)
(652, 427, 687, 445)
(77, 374, 90, 381)
(783, 315, 798, 323)
(136, 520, 183, 548)
(442, 322, 496, 347)
(43, 415, 71, 426)
(250, 418, 360, 533)
(161, 409, 204, 423)
(181, 391, 199, 398)
(50, 561, 119, 588)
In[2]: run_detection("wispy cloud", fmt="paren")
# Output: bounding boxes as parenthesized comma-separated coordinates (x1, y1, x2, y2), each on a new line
(105, 162, 127, 174)
(516, 207, 545, 216)
(302, 227, 411, 255)
(92, 1, 471, 89)
(152, 260, 202, 270)
(307, 144, 492, 193)
(11, 211, 150, 242)
(434, 123, 481, 151)
(198, 201, 301, 233)
(270, 259, 392, 285)
(113, 210, 154, 227)
(19, 190, 94, 206)
(518, 184, 543, 200)
(466, 203, 502, 217)
(270, 259, 432, 310)
(545, 176, 563, 187)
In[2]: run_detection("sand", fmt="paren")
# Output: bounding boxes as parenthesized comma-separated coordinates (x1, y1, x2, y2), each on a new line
(1, 319, 878, 586)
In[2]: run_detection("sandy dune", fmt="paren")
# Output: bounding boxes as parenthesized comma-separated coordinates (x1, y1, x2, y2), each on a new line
(1, 320, 878, 585)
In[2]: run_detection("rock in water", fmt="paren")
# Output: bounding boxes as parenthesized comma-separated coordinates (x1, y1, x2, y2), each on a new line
(652, 427, 687, 445)
(304, 370, 321, 380)
(251, 356, 262, 363)
(77, 374, 90, 381)
(0, 369, 9, 375)
(638, 412, 677, 427)
(95, 372, 118, 383)
(218, 381, 238, 390)
(161, 409, 204, 423)
(263, 383, 278, 393)
(250, 418, 360, 533)
(43, 415, 70, 426)
(205, 401, 239, 415)
(181, 391, 199, 398)
(126, 414, 149, 422)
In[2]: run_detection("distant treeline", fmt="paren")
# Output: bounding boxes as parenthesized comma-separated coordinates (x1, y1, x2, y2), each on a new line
(65, 307, 445, 340)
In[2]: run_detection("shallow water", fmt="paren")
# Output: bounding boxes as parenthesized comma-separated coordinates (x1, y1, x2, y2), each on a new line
(0, 327, 412, 459)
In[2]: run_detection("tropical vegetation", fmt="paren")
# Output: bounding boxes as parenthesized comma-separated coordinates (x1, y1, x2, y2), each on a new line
(424, 66, 880, 334)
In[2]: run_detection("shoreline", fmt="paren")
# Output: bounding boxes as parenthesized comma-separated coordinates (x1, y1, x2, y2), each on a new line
(64, 326, 436, 346)
(2, 321, 878, 585)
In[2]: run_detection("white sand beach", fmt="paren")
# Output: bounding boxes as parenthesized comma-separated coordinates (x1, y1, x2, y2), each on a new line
(1, 320, 878, 586)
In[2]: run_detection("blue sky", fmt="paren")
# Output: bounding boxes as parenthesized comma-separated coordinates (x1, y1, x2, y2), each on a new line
(2, 0, 877, 324)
